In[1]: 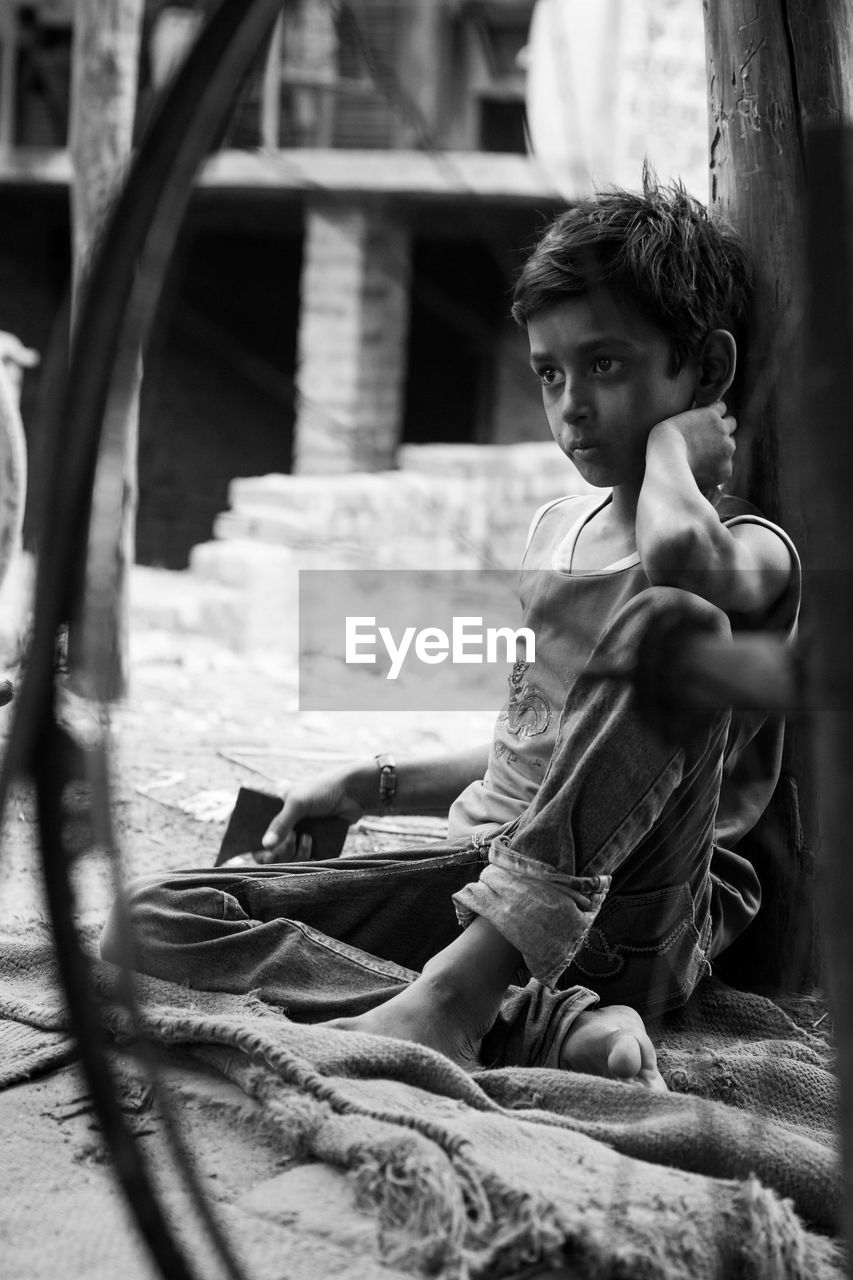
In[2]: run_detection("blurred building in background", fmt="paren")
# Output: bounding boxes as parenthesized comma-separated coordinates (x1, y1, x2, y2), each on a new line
(0, 0, 705, 573)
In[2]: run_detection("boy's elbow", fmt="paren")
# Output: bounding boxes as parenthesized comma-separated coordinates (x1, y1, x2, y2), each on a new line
(641, 525, 706, 591)
(644, 533, 792, 617)
(642, 526, 746, 610)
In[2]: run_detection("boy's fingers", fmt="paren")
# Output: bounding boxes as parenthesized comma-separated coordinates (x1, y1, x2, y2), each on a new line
(257, 832, 303, 864)
(256, 827, 294, 863)
(258, 798, 320, 863)
(260, 828, 295, 859)
(261, 792, 303, 850)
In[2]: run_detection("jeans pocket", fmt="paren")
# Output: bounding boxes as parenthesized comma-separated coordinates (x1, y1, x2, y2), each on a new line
(568, 881, 711, 1015)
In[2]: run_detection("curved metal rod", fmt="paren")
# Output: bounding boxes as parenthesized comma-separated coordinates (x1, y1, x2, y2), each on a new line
(1, 1, 284, 1276)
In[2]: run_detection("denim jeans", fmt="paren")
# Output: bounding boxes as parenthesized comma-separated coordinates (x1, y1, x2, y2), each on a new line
(453, 585, 731, 1009)
(103, 586, 732, 1066)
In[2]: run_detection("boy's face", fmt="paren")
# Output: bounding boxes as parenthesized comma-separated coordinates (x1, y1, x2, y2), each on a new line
(527, 291, 698, 489)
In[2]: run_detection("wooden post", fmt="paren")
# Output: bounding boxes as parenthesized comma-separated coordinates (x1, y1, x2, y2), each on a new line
(0, 357, 28, 598)
(260, 11, 283, 149)
(703, 3, 800, 539)
(0, 3, 17, 152)
(702, 0, 853, 992)
(396, 0, 446, 146)
(68, 0, 144, 698)
(703, 0, 853, 548)
(804, 122, 853, 1266)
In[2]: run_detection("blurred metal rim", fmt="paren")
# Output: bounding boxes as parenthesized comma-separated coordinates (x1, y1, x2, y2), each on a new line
(0, 3, 285, 1279)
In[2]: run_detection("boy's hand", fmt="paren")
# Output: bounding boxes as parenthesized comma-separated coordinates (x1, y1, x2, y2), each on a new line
(256, 764, 368, 863)
(647, 401, 736, 492)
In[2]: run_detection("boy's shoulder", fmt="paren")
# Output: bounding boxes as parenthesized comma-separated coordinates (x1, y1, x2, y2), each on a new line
(713, 494, 800, 631)
(714, 493, 798, 559)
(524, 490, 604, 551)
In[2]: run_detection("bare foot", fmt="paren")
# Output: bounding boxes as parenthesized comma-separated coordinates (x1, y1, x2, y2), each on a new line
(560, 1004, 667, 1092)
(323, 972, 499, 1072)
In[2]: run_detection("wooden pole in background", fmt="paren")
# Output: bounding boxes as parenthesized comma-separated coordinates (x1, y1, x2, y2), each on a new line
(0, 4, 17, 153)
(260, 11, 283, 149)
(396, 0, 445, 146)
(69, 0, 144, 698)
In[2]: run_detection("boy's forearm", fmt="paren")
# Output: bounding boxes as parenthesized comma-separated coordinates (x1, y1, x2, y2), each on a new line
(347, 744, 491, 816)
(637, 424, 728, 584)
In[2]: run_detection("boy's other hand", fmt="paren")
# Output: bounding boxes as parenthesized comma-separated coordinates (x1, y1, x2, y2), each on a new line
(256, 765, 367, 863)
(648, 400, 736, 491)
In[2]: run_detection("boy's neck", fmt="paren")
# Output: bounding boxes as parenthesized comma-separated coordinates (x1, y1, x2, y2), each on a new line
(608, 481, 641, 531)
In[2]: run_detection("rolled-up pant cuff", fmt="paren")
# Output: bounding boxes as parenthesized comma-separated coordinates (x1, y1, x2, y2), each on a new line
(453, 839, 611, 990)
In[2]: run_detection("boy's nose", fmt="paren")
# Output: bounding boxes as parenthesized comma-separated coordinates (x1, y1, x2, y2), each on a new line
(560, 378, 589, 423)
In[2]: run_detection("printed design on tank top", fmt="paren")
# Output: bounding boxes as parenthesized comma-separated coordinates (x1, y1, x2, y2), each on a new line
(500, 658, 552, 739)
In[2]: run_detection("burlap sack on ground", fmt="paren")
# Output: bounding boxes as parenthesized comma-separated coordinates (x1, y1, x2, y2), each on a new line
(0, 928, 843, 1280)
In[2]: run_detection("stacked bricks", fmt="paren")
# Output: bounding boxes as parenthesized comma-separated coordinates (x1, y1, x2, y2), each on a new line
(191, 442, 591, 652)
(212, 442, 587, 571)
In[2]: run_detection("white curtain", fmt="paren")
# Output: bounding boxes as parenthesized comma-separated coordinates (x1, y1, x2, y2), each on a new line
(525, 0, 708, 201)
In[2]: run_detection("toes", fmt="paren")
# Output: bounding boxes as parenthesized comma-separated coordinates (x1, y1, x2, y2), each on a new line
(643, 1069, 669, 1094)
(606, 1031, 643, 1080)
(606, 1031, 668, 1091)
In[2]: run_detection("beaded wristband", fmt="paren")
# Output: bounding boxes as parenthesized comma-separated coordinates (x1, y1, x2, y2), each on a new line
(375, 753, 397, 814)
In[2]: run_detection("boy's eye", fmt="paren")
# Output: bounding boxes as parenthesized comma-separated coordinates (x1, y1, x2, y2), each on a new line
(592, 356, 620, 374)
(536, 366, 562, 386)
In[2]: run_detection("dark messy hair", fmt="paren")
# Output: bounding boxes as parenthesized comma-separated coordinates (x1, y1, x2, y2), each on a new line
(511, 176, 752, 372)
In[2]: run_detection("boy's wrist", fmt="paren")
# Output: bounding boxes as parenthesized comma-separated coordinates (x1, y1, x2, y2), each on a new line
(645, 419, 689, 459)
(345, 758, 387, 813)
(644, 421, 710, 500)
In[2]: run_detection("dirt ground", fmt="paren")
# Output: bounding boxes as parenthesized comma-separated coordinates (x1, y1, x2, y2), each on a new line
(0, 564, 500, 1280)
(1, 563, 497, 922)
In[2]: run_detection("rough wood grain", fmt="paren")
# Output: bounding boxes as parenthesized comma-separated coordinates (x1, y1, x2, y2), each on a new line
(68, 0, 143, 697)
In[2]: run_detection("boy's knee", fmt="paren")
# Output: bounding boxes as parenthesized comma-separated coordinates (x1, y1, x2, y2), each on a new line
(624, 585, 731, 637)
(100, 875, 250, 967)
(592, 587, 733, 743)
(596, 585, 731, 669)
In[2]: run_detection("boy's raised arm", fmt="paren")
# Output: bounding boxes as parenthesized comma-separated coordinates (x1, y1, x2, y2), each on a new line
(637, 403, 793, 617)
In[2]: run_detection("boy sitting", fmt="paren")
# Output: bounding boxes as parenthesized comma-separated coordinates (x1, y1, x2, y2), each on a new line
(103, 181, 798, 1092)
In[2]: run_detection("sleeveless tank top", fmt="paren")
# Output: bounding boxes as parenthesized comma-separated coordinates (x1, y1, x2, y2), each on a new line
(447, 491, 801, 857)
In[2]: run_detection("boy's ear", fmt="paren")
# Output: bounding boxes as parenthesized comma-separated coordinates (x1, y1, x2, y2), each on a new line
(692, 329, 737, 405)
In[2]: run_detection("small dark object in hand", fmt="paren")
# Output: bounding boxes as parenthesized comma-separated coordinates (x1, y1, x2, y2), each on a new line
(215, 786, 349, 866)
(0, 679, 13, 707)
